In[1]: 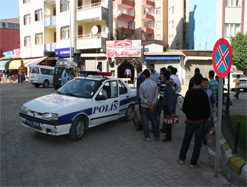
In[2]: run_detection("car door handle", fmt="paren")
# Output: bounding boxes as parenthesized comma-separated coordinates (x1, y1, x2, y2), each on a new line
(114, 100, 118, 103)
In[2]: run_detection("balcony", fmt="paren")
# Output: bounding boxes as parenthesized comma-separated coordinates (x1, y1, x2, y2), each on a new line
(117, 0, 134, 8)
(77, 2, 108, 22)
(77, 33, 106, 50)
(142, 13, 154, 21)
(142, 0, 154, 8)
(117, 14, 134, 21)
(142, 27, 154, 35)
(45, 43, 56, 52)
(117, 27, 134, 34)
(44, 16, 56, 28)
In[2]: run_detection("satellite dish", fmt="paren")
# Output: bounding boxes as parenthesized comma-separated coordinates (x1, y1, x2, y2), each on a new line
(44, 8, 51, 16)
(102, 26, 109, 35)
(91, 26, 98, 35)
(144, 8, 149, 14)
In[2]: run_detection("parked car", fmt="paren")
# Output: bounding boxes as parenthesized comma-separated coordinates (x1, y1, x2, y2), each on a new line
(29, 65, 54, 88)
(19, 71, 137, 141)
(225, 72, 247, 91)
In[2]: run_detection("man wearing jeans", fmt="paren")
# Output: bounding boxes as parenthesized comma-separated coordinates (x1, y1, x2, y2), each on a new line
(178, 73, 210, 168)
(140, 69, 159, 141)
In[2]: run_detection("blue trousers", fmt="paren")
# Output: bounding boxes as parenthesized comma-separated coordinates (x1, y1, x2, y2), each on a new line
(179, 121, 204, 165)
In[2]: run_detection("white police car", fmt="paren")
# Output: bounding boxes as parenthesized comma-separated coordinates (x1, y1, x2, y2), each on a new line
(19, 71, 137, 141)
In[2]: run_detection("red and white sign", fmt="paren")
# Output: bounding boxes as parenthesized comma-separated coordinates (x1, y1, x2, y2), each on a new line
(106, 40, 141, 57)
(13, 48, 20, 58)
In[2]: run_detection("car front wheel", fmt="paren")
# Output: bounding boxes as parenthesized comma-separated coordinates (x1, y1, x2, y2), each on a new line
(43, 80, 49, 88)
(69, 116, 86, 141)
(125, 105, 134, 121)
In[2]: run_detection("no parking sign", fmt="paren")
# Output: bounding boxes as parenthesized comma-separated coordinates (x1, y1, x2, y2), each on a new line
(212, 38, 232, 77)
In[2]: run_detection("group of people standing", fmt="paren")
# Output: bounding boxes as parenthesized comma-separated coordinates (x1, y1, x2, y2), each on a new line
(136, 64, 181, 142)
(135, 64, 222, 168)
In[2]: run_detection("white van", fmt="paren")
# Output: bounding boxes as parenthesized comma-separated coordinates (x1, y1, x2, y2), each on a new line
(29, 65, 54, 88)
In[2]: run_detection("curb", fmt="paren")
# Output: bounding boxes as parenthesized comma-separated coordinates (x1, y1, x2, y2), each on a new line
(214, 118, 246, 176)
(220, 137, 246, 176)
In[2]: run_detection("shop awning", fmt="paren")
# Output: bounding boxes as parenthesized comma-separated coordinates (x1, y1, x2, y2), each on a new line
(0, 60, 10, 70)
(9, 60, 21, 69)
(144, 56, 182, 65)
(25, 57, 47, 67)
(80, 53, 107, 57)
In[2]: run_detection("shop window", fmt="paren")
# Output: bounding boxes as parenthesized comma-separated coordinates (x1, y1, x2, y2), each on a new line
(60, 0, 70, 12)
(35, 9, 43, 21)
(24, 14, 31, 25)
(24, 36, 31, 47)
(35, 33, 43, 45)
(61, 26, 70, 40)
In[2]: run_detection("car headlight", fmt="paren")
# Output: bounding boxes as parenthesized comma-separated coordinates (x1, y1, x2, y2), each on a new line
(42, 113, 59, 121)
(21, 106, 29, 114)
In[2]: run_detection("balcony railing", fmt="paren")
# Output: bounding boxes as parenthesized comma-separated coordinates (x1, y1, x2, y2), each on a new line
(117, 13, 134, 21)
(142, 13, 154, 21)
(142, 0, 154, 7)
(117, 0, 134, 8)
(77, 2, 108, 11)
(44, 16, 56, 27)
(142, 27, 154, 34)
(77, 33, 106, 50)
(117, 27, 134, 34)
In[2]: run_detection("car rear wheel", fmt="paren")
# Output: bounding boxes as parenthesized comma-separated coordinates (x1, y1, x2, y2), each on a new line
(43, 80, 49, 88)
(34, 84, 40, 88)
(69, 116, 86, 141)
(125, 105, 134, 121)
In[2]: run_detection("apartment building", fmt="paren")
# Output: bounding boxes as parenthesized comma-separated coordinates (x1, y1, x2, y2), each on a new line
(19, 0, 112, 71)
(113, 0, 168, 48)
(0, 18, 20, 58)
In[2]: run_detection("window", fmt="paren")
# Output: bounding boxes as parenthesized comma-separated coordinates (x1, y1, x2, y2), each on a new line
(144, 22, 149, 28)
(35, 9, 43, 21)
(60, 0, 70, 12)
(23, 0, 30, 4)
(118, 81, 127, 95)
(24, 36, 31, 47)
(156, 21, 161, 28)
(78, 0, 83, 8)
(156, 7, 161, 14)
(35, 33, 43, 45)
(61, 26, 70, 40)
(225, 0, 241, 7)
(100, 81, 118, 99)
(224, 23, 240, 37)
(172, 20, 174, 28)
(78, 25, 83, 36)
(53, 7, 56, 16)
(24, 14, 31, 25)
(41, 68, 54, 75)
(155, 34, 161, 40)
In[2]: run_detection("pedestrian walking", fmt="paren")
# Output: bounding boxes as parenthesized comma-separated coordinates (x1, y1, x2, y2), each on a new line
(124, 68, 131, 78)
(149, 64, 160, 83)
(208, 70, 219, 99)
(139, 69, 159, 141)
(234, 74, 241, 99)
(170, 67, 181, 114)
(162, 71, 175, 142)
(178, 73, 210, 168)
(188, 68, 200, 90)
(201, 78, 216, 145)
(61, 64, 72, 86)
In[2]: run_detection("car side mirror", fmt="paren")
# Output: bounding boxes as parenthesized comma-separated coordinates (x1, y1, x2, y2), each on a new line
(96, 95, 106, 101)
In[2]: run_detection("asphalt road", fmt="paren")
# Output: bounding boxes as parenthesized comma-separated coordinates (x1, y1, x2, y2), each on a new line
(0, 82, 240, 186)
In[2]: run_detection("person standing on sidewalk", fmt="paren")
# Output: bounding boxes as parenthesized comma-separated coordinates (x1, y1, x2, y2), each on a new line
(139, 69, 159, 141)
(188, 68, 200, 90)
(178, 73, 210, 168)
(170, 67, 181, 114)
(149, 64, 160, 83)
(234, 74, 241, 99)
(162, 70, 175, 142)
(208, 70, 219, 99)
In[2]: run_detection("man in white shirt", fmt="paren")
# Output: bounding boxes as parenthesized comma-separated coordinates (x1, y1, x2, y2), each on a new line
(149, 64, 160, 83)
(170, 67, 181, 114)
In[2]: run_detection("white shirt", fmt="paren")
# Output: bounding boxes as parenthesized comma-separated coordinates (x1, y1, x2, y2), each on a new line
(170, 74, 181, 94)
(150, 71, 160, 83)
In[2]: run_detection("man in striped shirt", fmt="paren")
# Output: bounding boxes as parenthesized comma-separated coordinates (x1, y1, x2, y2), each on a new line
(208, 70, 219, 99)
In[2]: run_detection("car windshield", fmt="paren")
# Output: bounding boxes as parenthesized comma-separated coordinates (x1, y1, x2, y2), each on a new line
(57, 78, 101, 98)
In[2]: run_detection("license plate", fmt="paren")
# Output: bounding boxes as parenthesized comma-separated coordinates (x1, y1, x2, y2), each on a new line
(26, 119, 40, 128)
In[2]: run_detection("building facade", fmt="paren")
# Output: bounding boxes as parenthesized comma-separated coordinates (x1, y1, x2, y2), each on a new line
(19, 0, 113, 71)
(0, 18, 20, 58)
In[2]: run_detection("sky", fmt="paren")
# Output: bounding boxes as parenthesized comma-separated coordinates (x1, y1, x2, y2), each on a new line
(0, 0, 19, 20)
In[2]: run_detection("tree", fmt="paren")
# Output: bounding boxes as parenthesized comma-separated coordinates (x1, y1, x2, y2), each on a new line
(230, 32, 247, 71)
(115, 27, 128, 40)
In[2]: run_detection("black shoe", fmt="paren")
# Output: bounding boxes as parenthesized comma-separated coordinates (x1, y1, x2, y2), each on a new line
(162, 138, 171, 142)
(160, 129, 166, 133)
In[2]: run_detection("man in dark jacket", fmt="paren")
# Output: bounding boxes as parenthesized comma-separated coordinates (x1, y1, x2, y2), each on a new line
(188, 68, 200, 90)
(178, 73, 210, 168)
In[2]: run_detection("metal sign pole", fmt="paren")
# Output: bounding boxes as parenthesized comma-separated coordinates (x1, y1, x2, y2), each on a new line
(215, 77, 223, 177)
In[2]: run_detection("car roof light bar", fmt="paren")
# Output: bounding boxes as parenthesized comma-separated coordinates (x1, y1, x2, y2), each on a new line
(80, 71, 112, 77)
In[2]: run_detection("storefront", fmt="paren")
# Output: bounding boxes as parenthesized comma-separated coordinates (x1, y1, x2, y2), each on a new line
(80, 53, 107, 72)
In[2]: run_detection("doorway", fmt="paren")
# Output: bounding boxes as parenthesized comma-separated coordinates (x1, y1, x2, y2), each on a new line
(117, 60, 134, 83)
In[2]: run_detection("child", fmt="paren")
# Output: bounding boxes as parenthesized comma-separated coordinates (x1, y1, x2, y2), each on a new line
(234, 75, 240, 99)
